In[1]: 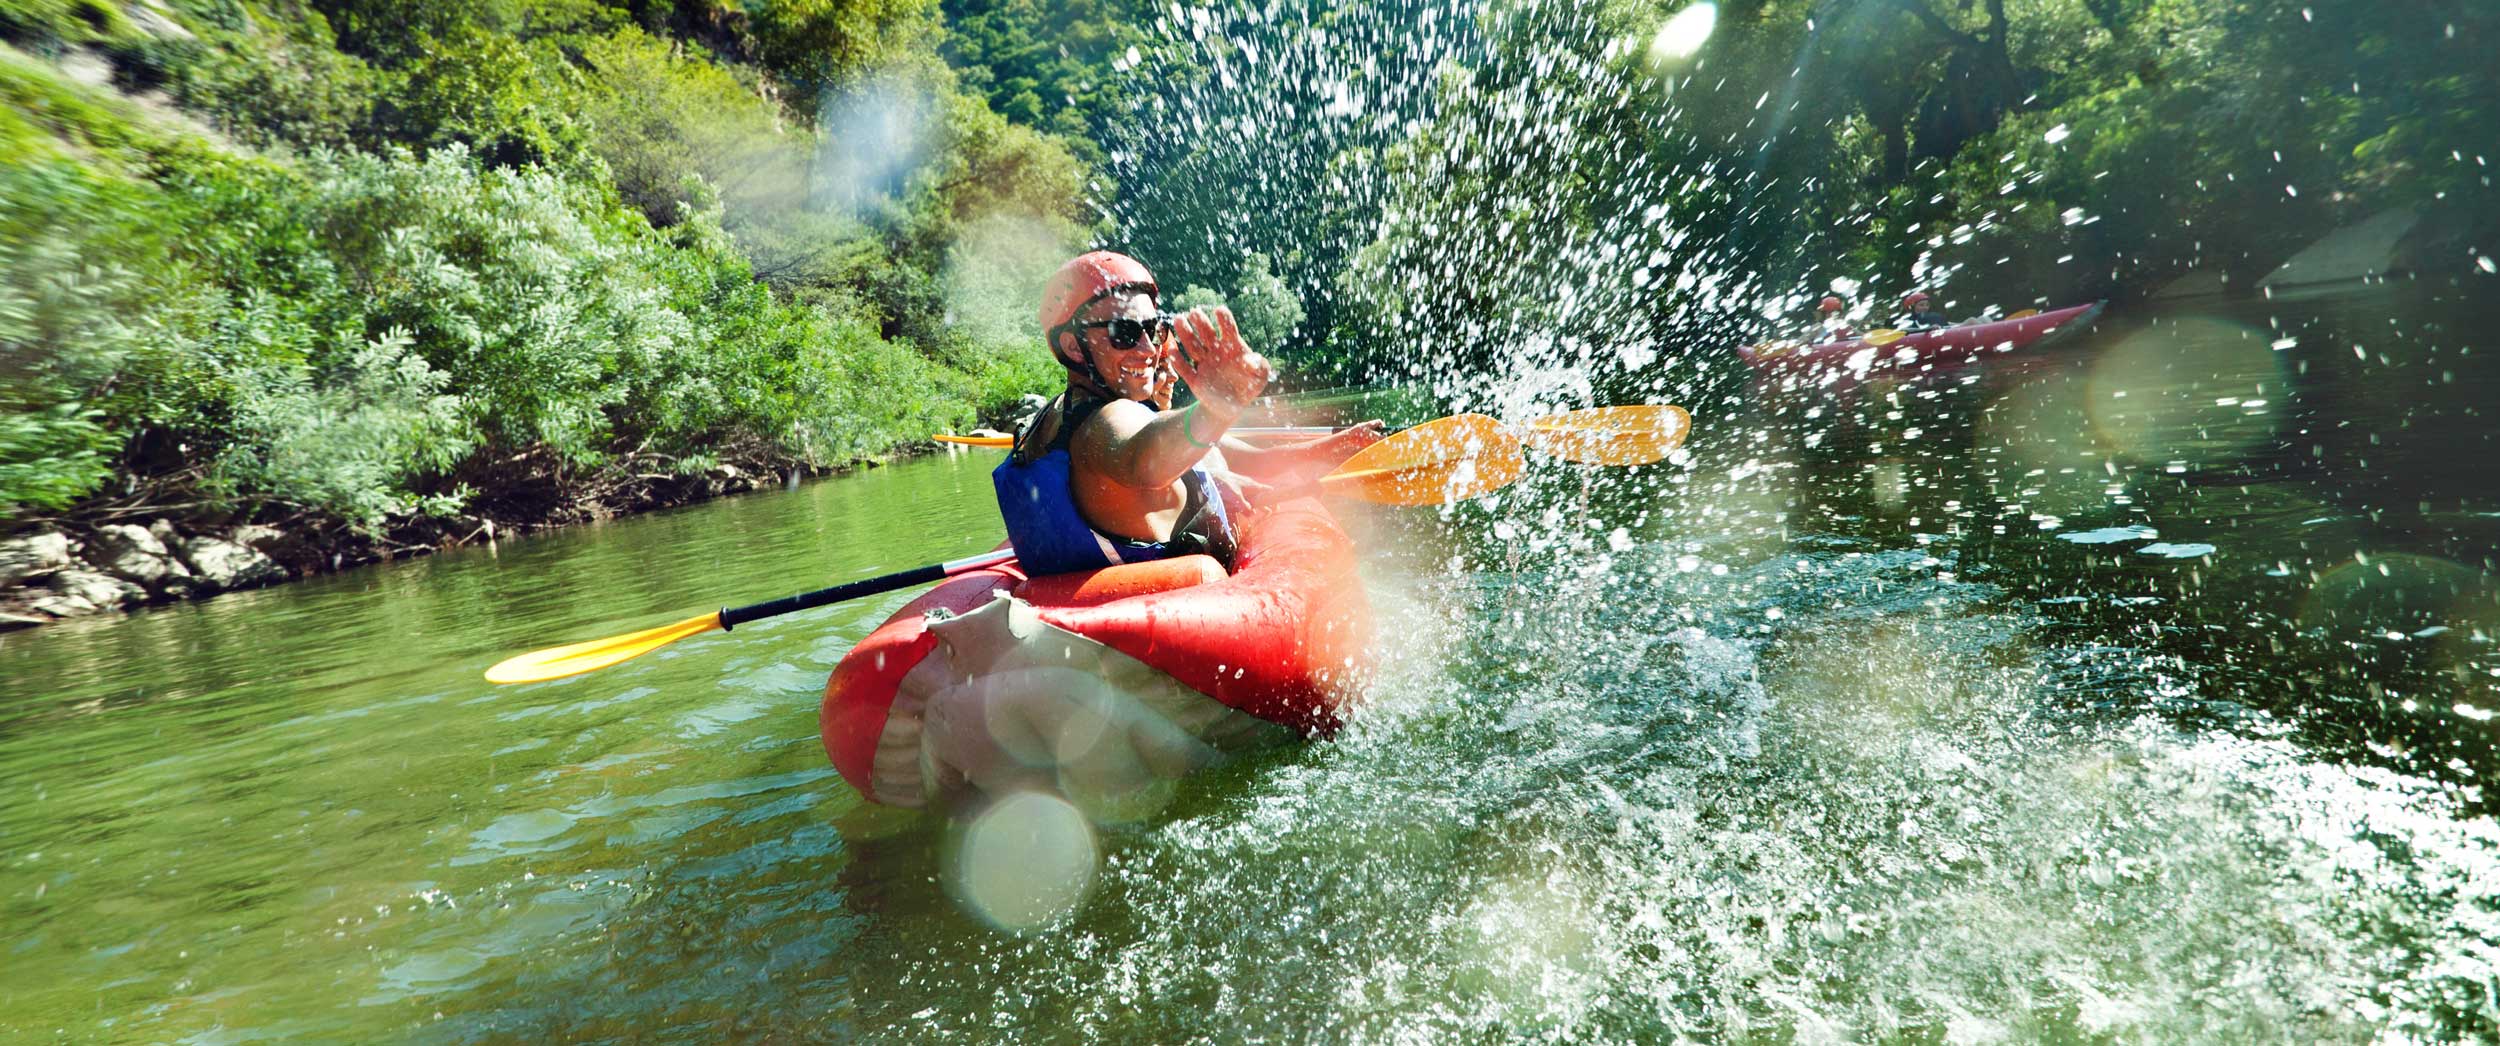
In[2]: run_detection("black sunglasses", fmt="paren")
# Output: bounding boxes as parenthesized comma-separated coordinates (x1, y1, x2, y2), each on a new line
(1056, 312, 1178, 350)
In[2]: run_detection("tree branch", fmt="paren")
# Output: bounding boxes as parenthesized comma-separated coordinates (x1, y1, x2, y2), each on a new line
(1885, 0, 1980, 48)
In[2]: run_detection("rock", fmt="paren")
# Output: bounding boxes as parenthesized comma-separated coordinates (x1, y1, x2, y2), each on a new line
(49, 569, 143, 611)
(233, 524, 286, 550)
(231, 524, 312, 570)
(28, 594, 97, 618)
(86, 523, 197, 596)
(0, 532, 77, 586)
(179, 534, 285, 591)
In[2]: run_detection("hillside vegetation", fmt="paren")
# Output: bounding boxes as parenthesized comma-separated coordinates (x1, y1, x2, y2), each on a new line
(1, 0, 1088, 550)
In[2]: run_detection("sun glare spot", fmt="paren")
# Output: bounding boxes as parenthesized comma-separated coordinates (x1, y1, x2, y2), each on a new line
(1649, 4, 1718, 65)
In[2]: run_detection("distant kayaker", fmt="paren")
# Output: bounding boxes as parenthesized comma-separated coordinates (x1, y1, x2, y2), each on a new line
(997, 251, 1384, 577)
(1899, 291, 1952, 330)
(1815, 295, 1854, 342)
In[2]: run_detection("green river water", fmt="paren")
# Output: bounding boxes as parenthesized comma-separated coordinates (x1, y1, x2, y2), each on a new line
(4, 286, 2497, 1042)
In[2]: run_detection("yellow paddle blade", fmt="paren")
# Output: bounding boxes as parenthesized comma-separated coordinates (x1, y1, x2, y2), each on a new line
(2006, 308, 2040, 319)
(1862, 328, 1907, 346)
(1320, 413, 1523, 506)
(484, 612, 723, 684)
(1520, 405, 1692, 465)
(935, 433, 1013, 447)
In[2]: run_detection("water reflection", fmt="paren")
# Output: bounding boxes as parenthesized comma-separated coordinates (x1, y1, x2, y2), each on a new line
(1765, 282, 2497, 811)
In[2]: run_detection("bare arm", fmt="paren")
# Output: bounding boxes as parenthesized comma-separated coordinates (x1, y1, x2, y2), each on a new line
(1216, 421, 1387, 488)
(1073, 398, 1242, 490)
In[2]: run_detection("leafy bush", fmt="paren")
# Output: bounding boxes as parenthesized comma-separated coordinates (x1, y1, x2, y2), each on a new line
(574, 27, 809, 230)
(0, 158, 164, 516)
(209, 329, 474, 528)
(1174, 250, 1303, 352)
(156, 15, 379, 152)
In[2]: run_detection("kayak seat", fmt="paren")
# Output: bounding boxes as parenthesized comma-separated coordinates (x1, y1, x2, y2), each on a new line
(1012, 554, 1226, 609)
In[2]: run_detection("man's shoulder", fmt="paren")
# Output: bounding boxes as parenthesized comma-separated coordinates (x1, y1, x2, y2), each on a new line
(1077, 397, 1154, 432)
(1067, 397, 1153, 457)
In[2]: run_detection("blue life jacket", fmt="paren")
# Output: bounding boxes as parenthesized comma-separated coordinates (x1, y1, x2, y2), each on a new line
(993, 396, 1237, 577)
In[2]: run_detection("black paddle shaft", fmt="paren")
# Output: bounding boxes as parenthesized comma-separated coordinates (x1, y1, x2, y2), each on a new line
(717, 549, 1016, 631)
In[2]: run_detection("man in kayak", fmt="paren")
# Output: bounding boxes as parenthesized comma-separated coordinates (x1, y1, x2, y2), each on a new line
(996, 251, 1383, 577)
(1898, 291, 1953, 330)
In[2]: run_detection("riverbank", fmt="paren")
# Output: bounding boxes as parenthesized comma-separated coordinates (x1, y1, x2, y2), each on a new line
(0, 442, 940, 631)
(2, 8, 1088, 632)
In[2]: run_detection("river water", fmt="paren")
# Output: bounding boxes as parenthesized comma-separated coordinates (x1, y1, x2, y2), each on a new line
(3, 284, 2495, 1041)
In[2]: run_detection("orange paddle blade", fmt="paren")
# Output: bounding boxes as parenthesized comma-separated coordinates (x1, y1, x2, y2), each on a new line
(937, 429, 1317, 448)
(484, 612, 723, 684)
(1520, 405, 1691, 465)
(1321, 413, 1523, 506)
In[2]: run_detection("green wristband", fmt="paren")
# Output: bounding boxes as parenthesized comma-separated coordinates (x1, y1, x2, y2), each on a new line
(1181, 402, 1216, 448)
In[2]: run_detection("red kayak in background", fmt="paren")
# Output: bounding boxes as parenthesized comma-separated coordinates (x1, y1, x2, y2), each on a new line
(1737, 301, 2107, 392)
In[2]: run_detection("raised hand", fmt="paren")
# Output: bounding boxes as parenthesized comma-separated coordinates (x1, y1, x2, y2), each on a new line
(1171, 306, 1274, 416)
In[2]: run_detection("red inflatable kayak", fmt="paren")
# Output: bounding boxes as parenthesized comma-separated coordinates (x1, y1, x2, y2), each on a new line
(1737, 301, 2106, 390)
(820, 497, 1371, 809)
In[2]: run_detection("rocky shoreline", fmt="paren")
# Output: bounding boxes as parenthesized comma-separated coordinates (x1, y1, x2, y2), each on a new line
(1, 523, 287, 628)
(0, 456, 880, 633)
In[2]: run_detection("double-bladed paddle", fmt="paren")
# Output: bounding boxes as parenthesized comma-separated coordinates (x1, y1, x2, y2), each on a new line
(935, 404, 1690, 467)
(484, 413, 1528, 684)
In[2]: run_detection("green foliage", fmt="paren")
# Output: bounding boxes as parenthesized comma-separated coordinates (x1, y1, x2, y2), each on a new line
(0, 45, 184, 161)
(366, 20, 592, 168)
(957, 336, 1060, 420)
(574, 27, 805, 228)
(0, 159, 154, 515)
(156, 20, 379, 151)
(941, 208, 1082, 348)
(0, 0, 144, 52)
(209, 329, 474, 528)
(0, 0, 1102, 534)
(937, 0, 1153, 148)
(1227, 251, 1307, 353)
(912, 89, 1091, 245)
(742, 0, 942, 94)
(1175, 251, 1305, 353)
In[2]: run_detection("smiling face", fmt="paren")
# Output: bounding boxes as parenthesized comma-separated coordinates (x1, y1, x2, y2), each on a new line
(1076, 291, 1168, 402)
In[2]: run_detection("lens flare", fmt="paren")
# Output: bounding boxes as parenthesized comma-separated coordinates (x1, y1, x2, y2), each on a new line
(949, 790, 1098, 932)
(945, 213, 1084, 347)
(2085, 316, 2288, 471)
(1649, 3, 1719, 65)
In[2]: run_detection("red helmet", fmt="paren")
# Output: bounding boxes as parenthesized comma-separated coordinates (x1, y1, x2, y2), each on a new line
(1819, 295, 1844, 313)
(1040, 251, 1158, 333)
(1904, 291, 1932, 308)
